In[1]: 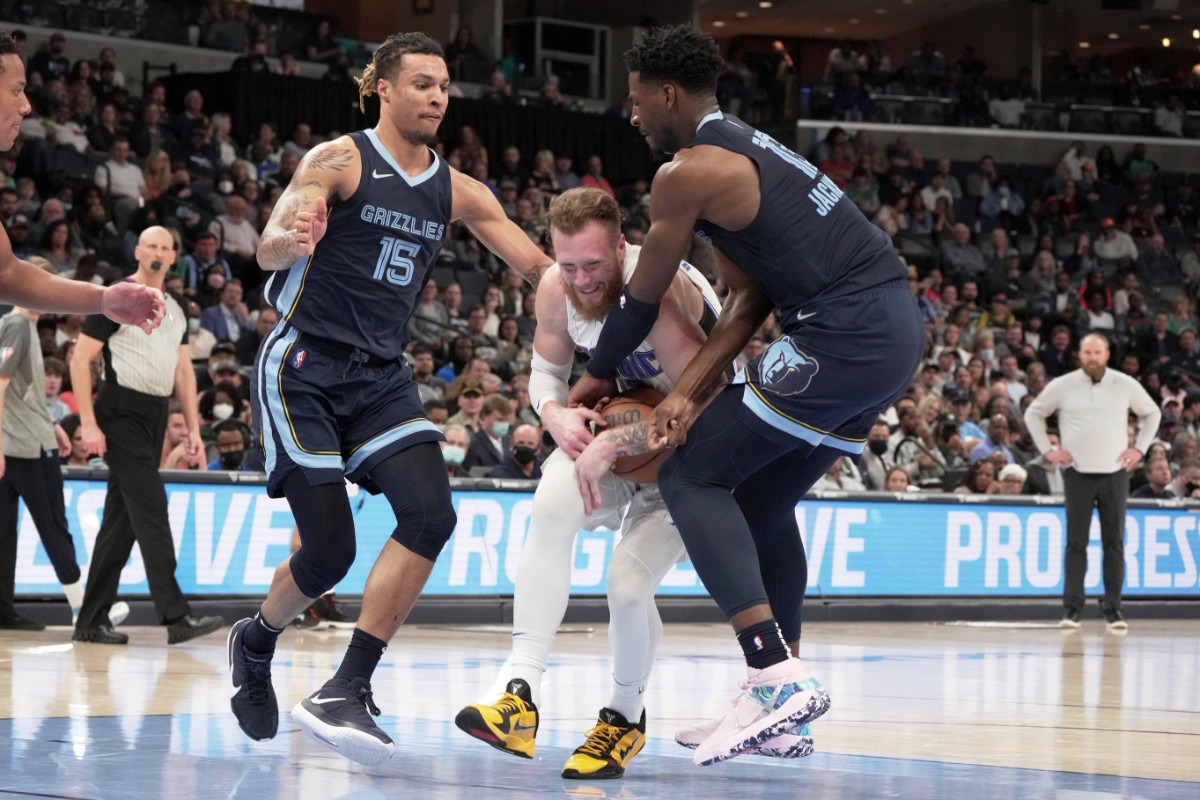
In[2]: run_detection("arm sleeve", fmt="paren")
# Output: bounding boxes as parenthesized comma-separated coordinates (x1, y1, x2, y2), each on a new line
(584, 289, 660, 379)
(528, 346, 571, 416)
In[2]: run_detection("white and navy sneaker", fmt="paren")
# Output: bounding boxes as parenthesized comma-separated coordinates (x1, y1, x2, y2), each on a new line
(677, 715, 814, 759)
(691, 659, 830, 766)
(292, 677, 395, 766)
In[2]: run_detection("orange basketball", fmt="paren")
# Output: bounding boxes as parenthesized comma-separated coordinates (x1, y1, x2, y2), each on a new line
(601, 386, 670, 484)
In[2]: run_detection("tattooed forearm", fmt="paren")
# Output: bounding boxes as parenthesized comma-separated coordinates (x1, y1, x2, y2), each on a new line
(272, 189, 309, 230)
(601, 421, 656, 458)
(520, 265, 541, 292)
(305, 143, 353, 172)
(258, 229, 300, 271)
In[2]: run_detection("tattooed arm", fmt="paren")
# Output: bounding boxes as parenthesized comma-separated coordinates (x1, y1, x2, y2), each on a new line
(573, 269, 718, 513)
(257, 137, 358, 271)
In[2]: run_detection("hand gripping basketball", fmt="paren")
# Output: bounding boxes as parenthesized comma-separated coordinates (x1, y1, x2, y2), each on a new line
(602, 386, 671, 484)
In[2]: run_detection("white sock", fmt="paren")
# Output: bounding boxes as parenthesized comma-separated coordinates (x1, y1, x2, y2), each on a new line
(605, 515, 680, 725)
(63, 581, 85, 623)
(607, 673, 648, 724)
(510, 630, 555, 706)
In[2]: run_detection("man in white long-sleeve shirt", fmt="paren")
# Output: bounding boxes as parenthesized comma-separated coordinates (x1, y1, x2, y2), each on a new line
(1024, 333, 1159, 632)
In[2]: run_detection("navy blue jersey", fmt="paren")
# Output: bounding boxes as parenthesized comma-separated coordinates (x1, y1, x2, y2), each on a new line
(264, 129, 451, 362)
(689, 112, 905, 332)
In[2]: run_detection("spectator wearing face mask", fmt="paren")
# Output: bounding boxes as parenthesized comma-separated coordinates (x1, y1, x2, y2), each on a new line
(184, 301, 217, 360)
(440, 423, 470, 478)
(180, 232, 231, 298)
(462, 393, 515, 474)
(489, 423, 543, 479)
(858, 419, 893, 491)
(207, 419, 252, 471)
(198, 382, 242, 452)
(194, 261, 233, 310)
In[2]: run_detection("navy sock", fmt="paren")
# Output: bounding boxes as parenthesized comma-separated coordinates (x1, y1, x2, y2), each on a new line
(737, 619, 790, 670)
(333, 628, 388, 684)
(241, 610, 284, 660)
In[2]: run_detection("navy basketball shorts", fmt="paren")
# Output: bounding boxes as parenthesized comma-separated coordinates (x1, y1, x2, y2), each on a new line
(255, 324, 444, 498)
(735, 284, 925, 453)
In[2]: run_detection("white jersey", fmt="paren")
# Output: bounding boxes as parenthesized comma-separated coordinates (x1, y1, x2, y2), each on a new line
(566, 244, 722, 396)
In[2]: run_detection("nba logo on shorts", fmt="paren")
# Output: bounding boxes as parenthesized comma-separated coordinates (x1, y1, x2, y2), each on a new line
(0, 347, 10, 362)
(292, 349, 307, 369)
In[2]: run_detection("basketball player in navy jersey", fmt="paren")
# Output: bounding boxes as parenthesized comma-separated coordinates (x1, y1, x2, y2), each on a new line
(569, 25, 925, 766)
(225, 32, 552, 765)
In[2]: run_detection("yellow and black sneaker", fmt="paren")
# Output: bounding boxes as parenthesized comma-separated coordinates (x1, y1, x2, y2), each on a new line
(561, 707, 647, 780)
(454, 678, 540, 758)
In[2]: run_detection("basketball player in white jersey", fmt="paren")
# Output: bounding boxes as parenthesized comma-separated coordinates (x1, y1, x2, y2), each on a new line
(455, 187, 725, 778)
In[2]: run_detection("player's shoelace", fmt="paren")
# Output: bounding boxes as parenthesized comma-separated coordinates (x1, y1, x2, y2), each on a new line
(242, 659, 273, 704)
(576, 722, 625, 758)
(493, 692, 528, 716)
(354, 683, 382, 717)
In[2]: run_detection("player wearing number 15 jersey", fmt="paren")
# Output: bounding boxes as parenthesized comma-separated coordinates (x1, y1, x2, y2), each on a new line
(225, 32, 552, 766)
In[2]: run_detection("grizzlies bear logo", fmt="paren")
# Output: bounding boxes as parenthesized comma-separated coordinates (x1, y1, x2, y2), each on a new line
(758, 336, 819, 396)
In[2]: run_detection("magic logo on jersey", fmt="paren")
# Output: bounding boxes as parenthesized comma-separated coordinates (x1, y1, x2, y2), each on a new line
(575, 345, 665, 382)
(758, 336, 819, 396)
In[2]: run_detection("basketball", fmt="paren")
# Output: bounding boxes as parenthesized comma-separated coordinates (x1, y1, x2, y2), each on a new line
(601, 386, 670, 484)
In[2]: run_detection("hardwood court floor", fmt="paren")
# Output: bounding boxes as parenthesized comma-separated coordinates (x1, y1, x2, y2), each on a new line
(1, 619, 1197, 799)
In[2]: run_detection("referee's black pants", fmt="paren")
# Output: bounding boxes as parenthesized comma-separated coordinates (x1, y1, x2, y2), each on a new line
(1062, 467, 1129, 613)
(0, 450, 82, 615)
(76, 386, 190, 629)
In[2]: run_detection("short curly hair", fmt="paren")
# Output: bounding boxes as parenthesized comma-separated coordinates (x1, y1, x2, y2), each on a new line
(623, 25, 723, 95)
(0, 31, 16, 65)
(357, 31, 444, 112)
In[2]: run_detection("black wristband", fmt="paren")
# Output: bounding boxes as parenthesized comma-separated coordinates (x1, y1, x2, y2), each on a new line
(586, 289, 661, 379)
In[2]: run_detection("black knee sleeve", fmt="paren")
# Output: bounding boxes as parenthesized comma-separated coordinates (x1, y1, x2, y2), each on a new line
(389, 495, 457, 560)
(370, 443, 458, 561)
(284, 473, 357, 597)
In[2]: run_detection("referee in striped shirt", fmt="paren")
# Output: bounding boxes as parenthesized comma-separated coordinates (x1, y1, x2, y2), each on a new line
(1024, 333, 1159, 632)
(69, 226, 223, 645)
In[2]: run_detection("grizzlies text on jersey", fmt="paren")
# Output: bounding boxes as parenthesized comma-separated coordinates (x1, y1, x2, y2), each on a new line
(264, 129, 451, 362)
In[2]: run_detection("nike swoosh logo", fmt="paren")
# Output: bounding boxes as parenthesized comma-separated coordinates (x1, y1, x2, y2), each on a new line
(796, 311, 817, 321)
(513, 721, 536, 731)
(310, 694, 347, 705)
(372, 169, 395, 179)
